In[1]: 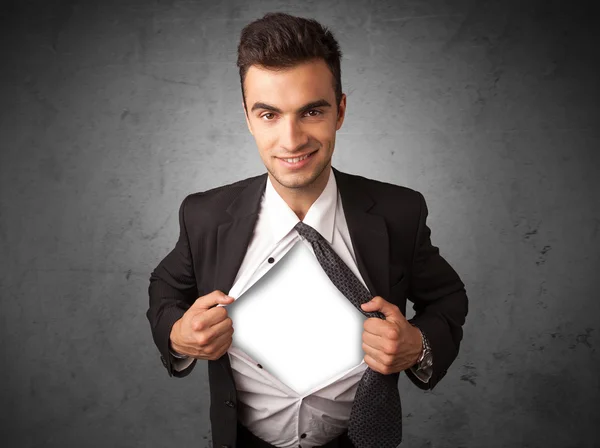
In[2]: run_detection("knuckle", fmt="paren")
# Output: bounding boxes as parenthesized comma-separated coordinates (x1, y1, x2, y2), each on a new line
(196, 334, 209, 346)
(192, 319, 205, 332)
(382, 343, 395, 355)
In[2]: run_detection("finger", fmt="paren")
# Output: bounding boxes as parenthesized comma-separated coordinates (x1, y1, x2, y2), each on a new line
(189, 324, 230, 357)
(361, 296, 402, 322)
(363, 353, 391, 375)
(192, 290, 235, 311)
(362, 342, 384, 365)
(192, 316, 233, 346)
(214, 332, 235, 357)
(208, 315, 234, 339)
(362, 329, 386, 351)
(191, 305, 231, 330)
(363, 317, 394, 337)
(202, 330, 234, 359)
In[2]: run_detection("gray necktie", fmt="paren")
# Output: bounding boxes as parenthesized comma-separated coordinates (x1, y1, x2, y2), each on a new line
(294, 221, 402, 448)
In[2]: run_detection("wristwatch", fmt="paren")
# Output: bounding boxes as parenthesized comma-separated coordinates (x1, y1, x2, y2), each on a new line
(411, 324, 433, 375)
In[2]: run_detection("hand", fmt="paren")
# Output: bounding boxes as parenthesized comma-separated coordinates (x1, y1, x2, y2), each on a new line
(170, 290, 235, 361)
(360, 296, 423, 375)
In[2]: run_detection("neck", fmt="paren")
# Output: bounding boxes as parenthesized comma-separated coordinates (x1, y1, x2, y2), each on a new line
(270, 164, 331, 221)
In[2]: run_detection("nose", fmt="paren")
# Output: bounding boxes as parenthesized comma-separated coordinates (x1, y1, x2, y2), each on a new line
(280, 116, 309, 152)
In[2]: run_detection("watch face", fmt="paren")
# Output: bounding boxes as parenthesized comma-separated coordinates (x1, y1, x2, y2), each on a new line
(423, 353, 433, 368)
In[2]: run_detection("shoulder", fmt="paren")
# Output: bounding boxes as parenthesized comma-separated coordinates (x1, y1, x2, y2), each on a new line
(337, 169, 424, 213)
(182, 173, 265, 210)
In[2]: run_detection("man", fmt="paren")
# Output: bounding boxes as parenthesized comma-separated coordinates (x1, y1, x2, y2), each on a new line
(147, 12, 468, 448)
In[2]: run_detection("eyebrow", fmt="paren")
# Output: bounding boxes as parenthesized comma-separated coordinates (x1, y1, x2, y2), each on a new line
(250, 99, 332, 114)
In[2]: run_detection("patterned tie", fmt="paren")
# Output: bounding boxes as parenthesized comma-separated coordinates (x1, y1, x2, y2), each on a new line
(294, 221, 403, 448)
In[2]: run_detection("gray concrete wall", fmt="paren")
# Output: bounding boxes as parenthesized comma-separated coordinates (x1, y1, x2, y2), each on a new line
(1, 0, 598, 447)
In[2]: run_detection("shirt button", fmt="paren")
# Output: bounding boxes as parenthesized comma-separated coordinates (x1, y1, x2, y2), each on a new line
(257, 363, 263, 369)
(268, 257, 275, 263)
(224, 400, 235, 408)
(300, 433, 307, 438)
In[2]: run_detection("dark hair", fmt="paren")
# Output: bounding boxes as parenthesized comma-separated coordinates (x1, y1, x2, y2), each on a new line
(237, 12, 343, 115)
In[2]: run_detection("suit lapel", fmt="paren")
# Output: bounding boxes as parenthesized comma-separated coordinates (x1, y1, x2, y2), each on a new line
(212, 174, 267, 388)
(332, 167, 390, 301)
(214, 173, 268, 296)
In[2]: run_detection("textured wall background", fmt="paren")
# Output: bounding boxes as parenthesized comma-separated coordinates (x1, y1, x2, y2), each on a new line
(1, 0, 598, 447)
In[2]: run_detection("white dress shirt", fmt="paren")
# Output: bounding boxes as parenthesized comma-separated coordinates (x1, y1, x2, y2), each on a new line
(173, 166, 427, 447)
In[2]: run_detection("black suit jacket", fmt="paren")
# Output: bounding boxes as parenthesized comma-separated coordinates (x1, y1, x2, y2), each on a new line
(147, 166, 468, 448)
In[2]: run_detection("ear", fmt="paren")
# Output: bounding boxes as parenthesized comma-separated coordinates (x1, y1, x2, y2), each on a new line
(243, 101, 254, 136)
(335, 93, 347, 131)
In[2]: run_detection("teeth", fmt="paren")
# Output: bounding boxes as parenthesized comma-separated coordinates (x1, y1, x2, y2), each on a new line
(284, 153, 311, 163)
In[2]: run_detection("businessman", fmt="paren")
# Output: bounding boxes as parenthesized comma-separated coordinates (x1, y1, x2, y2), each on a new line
(147, 12, 468, 448)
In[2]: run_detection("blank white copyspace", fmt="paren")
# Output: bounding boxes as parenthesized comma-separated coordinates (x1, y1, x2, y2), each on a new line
(224, 240, 367, 395)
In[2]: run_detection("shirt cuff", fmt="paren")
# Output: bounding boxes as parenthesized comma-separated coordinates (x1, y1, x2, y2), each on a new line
(171, 355, 195, 372)
(169, 347, 189, 359)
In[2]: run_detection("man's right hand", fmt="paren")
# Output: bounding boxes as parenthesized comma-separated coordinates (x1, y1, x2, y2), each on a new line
(169, 290, 235, 361)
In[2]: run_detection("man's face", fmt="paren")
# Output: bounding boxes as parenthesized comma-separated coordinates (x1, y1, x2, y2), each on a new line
(243, 58, 346, 191)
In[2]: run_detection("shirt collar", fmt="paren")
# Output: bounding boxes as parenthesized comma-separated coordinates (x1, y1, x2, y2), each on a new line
(263, 165, 337, 245)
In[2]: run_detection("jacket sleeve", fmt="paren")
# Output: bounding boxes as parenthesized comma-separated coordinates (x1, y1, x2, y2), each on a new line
(147, 194, 199, 378)
(405, 191, 469, 390)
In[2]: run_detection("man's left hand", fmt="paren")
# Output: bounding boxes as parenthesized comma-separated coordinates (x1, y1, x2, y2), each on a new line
(360, 296, 423, 375)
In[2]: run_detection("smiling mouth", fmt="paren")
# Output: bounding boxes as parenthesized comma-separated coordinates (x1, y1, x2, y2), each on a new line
(277, 150, 317, 163)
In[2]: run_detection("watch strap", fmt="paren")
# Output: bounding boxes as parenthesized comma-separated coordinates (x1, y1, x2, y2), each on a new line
(410, 323, 432, 370)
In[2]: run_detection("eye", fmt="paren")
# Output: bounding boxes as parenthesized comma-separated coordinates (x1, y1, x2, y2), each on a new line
(259, 109, 323, 121)
(261, 112, 275, 121)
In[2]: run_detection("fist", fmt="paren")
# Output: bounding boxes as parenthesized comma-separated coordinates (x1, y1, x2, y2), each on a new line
(169, 290, 235, 361)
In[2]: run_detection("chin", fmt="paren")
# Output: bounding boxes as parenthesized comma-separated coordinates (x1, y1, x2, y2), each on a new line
(274, 174, 313, 189)
(279, 168, 326, 190)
